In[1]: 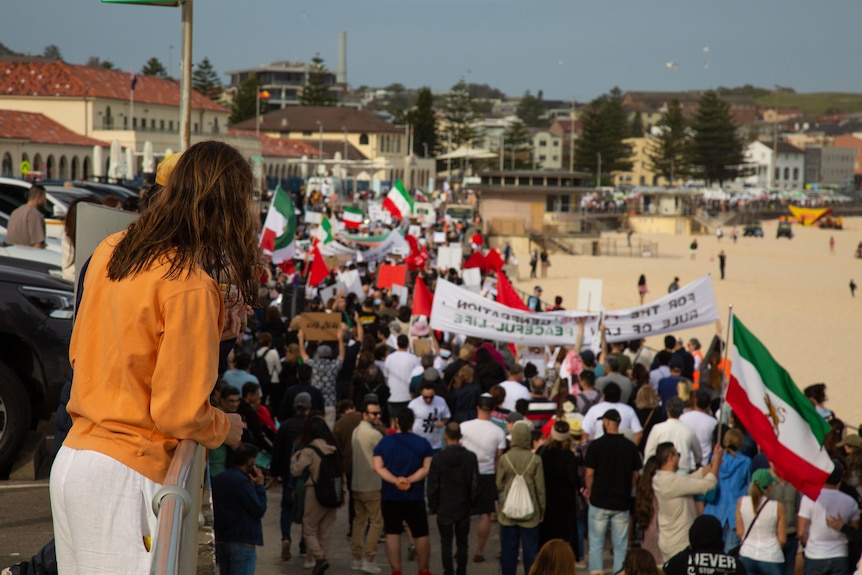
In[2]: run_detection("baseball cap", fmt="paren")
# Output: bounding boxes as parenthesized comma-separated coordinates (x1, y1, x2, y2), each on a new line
(601, 409, 621, 423)
(294, 392, 311, 409)
(837, 434, 862, 449)
(534, 285, 543, 293)
(579, 350, 595, 365)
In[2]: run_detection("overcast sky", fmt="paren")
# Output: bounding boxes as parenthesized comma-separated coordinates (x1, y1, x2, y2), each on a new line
(3, 0, 860, 102)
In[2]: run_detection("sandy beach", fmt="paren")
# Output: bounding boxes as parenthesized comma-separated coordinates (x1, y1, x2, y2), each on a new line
(512, 216, 862, 427)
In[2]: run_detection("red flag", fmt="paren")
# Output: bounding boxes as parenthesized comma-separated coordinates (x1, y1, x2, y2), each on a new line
(307, 245, 329, 287)
(278, 259, 296, 275)
(412, 276, 434, 318)
(496, 272, 530, 311)
(463, 251, 487, 273)
(485, 249, 505, 272)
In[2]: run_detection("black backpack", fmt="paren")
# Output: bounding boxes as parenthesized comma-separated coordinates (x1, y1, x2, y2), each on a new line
(308, 445, 344, 508)
(251, 348, 272, 384)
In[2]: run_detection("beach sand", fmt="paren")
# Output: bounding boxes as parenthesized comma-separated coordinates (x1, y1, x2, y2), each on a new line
(512, 217, 862, 427)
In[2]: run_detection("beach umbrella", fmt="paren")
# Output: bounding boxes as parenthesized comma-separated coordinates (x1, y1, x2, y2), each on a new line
(108, 139, 122, 182)
(142, 141, 155, 174)
(125, 146, 136, 181)
(300, 155, 309, 179)
(92, 145, 104, 179)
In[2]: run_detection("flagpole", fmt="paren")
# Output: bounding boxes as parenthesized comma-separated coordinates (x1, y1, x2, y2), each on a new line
(718, 304, 734, 447)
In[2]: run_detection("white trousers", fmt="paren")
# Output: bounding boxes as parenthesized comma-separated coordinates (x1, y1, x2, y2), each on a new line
(50, 446, 161, 574)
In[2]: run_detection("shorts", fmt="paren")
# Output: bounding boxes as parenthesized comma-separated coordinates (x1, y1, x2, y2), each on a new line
(381, 499, 429, 538)
(474, 474, 497, 515)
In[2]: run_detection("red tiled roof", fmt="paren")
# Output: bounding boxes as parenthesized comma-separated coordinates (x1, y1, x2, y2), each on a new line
(229, 130, 322, 158)
(0, 59, 228, 113)
(0, 110, 108, 147)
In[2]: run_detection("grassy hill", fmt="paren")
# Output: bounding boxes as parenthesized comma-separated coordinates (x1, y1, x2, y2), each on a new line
(753, 92, 862, 119)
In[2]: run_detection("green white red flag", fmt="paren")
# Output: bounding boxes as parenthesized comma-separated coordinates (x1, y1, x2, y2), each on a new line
(726, 316, 834, 500)
(260, 186, 297, 264)
(314, 216, 334, 245)
(383, 179, 414, 220)
(342, 206, 363, 229)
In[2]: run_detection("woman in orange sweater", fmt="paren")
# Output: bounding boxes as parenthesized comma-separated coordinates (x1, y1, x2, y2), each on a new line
(49, 141, 258, 573)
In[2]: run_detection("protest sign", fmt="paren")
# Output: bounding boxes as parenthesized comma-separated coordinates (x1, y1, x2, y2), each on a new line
(412, 337, 433, 357)
(601, 275, 719, 343)
(304, 211, 323, 225)
(462, 268, 482, 291)
(337, 269, 364, 299)
(362, 231, 409, 262)
(414, 202, 436, 226)
(437, 245, 463, 271)
(368, 201, 392, 226)
(377, 264, 408, 289)
(391, 284, 409, 307)
(408, 224, 421, 238)
(301, 312, 340, 341)
(578, 278, 603, 312)
(433, 232, 447, 244)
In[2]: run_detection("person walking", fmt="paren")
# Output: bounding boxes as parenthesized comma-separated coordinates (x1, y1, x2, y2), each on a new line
(350, 396, 386, 574)
(49, 142, 251, 572)
(427, 422, 479, 575)
(290, 416, 345, 575)
(497, 420, 546, 575)
(540, 249, 550, 278)
(690, 238, 698, 260)
(850, 279, 857, 298)
(529, 250, 538, 279)
(719, 250, 727, 280)
(537, 420, 580, 557)
(638, 274, 648, 304)
(735, 469, 786, 575)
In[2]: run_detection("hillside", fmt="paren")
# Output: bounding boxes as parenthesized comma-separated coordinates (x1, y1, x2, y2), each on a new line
(753, 92, 862, 119)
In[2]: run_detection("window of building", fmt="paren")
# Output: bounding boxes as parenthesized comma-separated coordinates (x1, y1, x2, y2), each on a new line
(160, 120, 165, 131)
(546, 194, 572, 213)
(359, 134, 369, 145)
(774, 167, 779, 181)
(151, 119, 156, 129)
(547, 177, 558, 186)
(504, 176, 515, 185)
(133, 118, 137, 129)
(553, 141, 559, 147)
(783, 167, 789, 180)
(169, 121, 174, 131)
(539, 155, 547, 161)
(539, 140, 547, 147)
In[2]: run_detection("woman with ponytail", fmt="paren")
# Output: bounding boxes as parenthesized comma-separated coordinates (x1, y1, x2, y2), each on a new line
(734, 468, 786, 575)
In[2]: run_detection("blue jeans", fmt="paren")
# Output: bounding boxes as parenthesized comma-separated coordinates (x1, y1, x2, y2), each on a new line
(500, 524, 539, 575)
(724, 524, 741, 553)
(280, 479, 293, 542)
(804, 557, 850, 575)
(588, 504, 629, 574)
(741, 557, 784, 575)
(215, 542, 257, 575)
(782, 535, 799, 575)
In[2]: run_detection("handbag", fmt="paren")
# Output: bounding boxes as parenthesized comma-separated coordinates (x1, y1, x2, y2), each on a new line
(728, 500, 769, 557)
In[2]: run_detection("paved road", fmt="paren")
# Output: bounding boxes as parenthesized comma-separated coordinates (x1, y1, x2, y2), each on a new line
(0, 481, 54, 568)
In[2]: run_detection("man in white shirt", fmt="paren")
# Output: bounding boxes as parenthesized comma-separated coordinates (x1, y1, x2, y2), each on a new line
(384, 334, 420, 423)
(679, 390, 718, 467)
(649, 351, 672, 390)
(460, 394, 506, 563)
(799, 461, 859, 574)
(644, 397, 702, 473)
(581, 382, 643, 445)
(499, 363, 531, 412)
(407, 380, 451, 451)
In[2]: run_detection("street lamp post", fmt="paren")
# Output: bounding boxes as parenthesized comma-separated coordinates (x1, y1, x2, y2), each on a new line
(178, 0, 193, 150)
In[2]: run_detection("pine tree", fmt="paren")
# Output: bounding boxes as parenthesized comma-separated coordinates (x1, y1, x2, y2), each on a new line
(141, 57, 168, 78)
(630, 112, 644, 137)
(687, 91, 747, 185)
(408, 87, 438, 157)
(229, 75, 260, 125)
(516, 90, 547, 128)
(444, 79, 481, 149)
(192, 57, 222, 101)
(503, 120, 531, 169)
(300, 54, 337, 107)
(647, 98, 689, 184)
(86, 56, 114, 69)
(43, 44, 63, 61)
(573, 87, 633, 184)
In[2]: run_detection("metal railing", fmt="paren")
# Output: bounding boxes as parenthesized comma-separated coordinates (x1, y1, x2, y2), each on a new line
(150, 440, 208, 575)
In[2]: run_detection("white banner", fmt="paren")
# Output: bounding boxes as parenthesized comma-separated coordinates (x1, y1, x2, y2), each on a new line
(361, 231, 410, 262)
(430, 279, 598, 345)
(602, 275, 719, 343)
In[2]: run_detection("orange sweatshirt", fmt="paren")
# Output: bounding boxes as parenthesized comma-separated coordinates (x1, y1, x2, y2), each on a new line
(65, 231, 230, 484)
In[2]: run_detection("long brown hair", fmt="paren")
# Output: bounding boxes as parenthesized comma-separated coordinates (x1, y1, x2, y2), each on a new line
(107, 141, 260, 306)
(622, 547, 659, 575)
(634, 456, 659, 528)
(528, 539, 576, 575)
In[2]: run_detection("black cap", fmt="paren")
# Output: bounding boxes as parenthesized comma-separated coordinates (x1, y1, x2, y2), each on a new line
(601, 409, 621, 423)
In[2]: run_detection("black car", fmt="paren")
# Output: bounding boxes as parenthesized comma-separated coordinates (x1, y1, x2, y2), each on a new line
(0, 264, 73, 473)
(777, 221, 794, 239)
(743, 223, 764, 237)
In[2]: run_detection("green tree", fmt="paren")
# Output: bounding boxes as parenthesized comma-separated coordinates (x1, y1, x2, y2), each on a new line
(300, 54, 337, 107)
(229, 75, 261, 125)
(647, 99, 689, 184)
(573, 87, 633, 183)
(503, 120, 532, 169)
(407, 87, 438, 157)
(383, 83, 409, 121)
(141, 57, 168, 78)
(630, 112, 644, 137)
(516, 90, 547, 128)
(86, 56, 114, 69)
(687, 91, 747, 185)
(444, 79, 481, 149)
(43, 44, 63, 61)
(192, 57, 222, 101)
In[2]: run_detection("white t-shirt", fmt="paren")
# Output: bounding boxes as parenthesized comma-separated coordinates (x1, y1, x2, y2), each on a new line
(581, 401, 643, 440)
(643, 418, 702, 473)
(384, 350, 420, 402)
(499, 379, 531, 412)
(649, 366, 670, 389)
(679, 410, 718, 466)
(408, 395, 451, 450)
(460, 418, 506, 475)
(799, 488, 859, 559)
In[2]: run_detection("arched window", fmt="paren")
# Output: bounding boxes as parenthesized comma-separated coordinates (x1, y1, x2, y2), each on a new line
(82, 156, 91, 180)
(105, 106, 113, 129)
(1, 153, 12, 177)
(71, 157, 79, 180)
(46, 155, 55, 179)
(793, 167, 799, 181)
(33, 153, 43, 174)
(213, 118, 219, 134)
(359, 134, 369, 146)
(783, 167, 790, 180)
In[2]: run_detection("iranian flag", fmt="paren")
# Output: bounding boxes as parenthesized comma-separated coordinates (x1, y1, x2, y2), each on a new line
(342, 206, 363, 229)
(414, 189, 430, 203)
(383, 179, 414, 220)
(726, 316, 834, 500)
(260, 186, 297, 264)
(314, 216, 334, 244)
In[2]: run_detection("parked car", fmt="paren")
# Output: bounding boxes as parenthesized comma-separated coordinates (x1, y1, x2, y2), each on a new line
(777, 221, 794, 239)
(38, 179, 139, 201)
(743, 222, 764, 237)
(0, 264, 74, 474)
(0, 177, 96, 239)
(0, 233, 64, 277)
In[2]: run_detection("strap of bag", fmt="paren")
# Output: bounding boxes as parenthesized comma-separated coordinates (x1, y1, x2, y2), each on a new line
(643, 408, 656, 430)
(741, 500, 769, 546)
(505, 453, 535, 477)
(305, 444, 325, 485)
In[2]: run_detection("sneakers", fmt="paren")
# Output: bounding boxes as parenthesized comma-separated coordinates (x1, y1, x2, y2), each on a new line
(407, 543, 417, 561)
(312, 558, 330, 575)
(361, 560, 382, 574)
(351, 559, 364, 571)
(281, 540, 292, 561)
(303, 557, 316, 569)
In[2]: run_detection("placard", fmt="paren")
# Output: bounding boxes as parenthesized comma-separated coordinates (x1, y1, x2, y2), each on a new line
(368, 201, 392, 226)
(412, 337, 433, 357)
(437, 245, 463, 271)
(578, 278, 603, 312)
(304, 211, 323, 225)
(337, 269, 364, 299)
(433, 232, 447, 244)
(377, 264, 408, 289)
(300, 312, 340, 341)
(462, 267, 482, 290)
(391, 284, 409, 307)
(408, 224, 421, 238)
